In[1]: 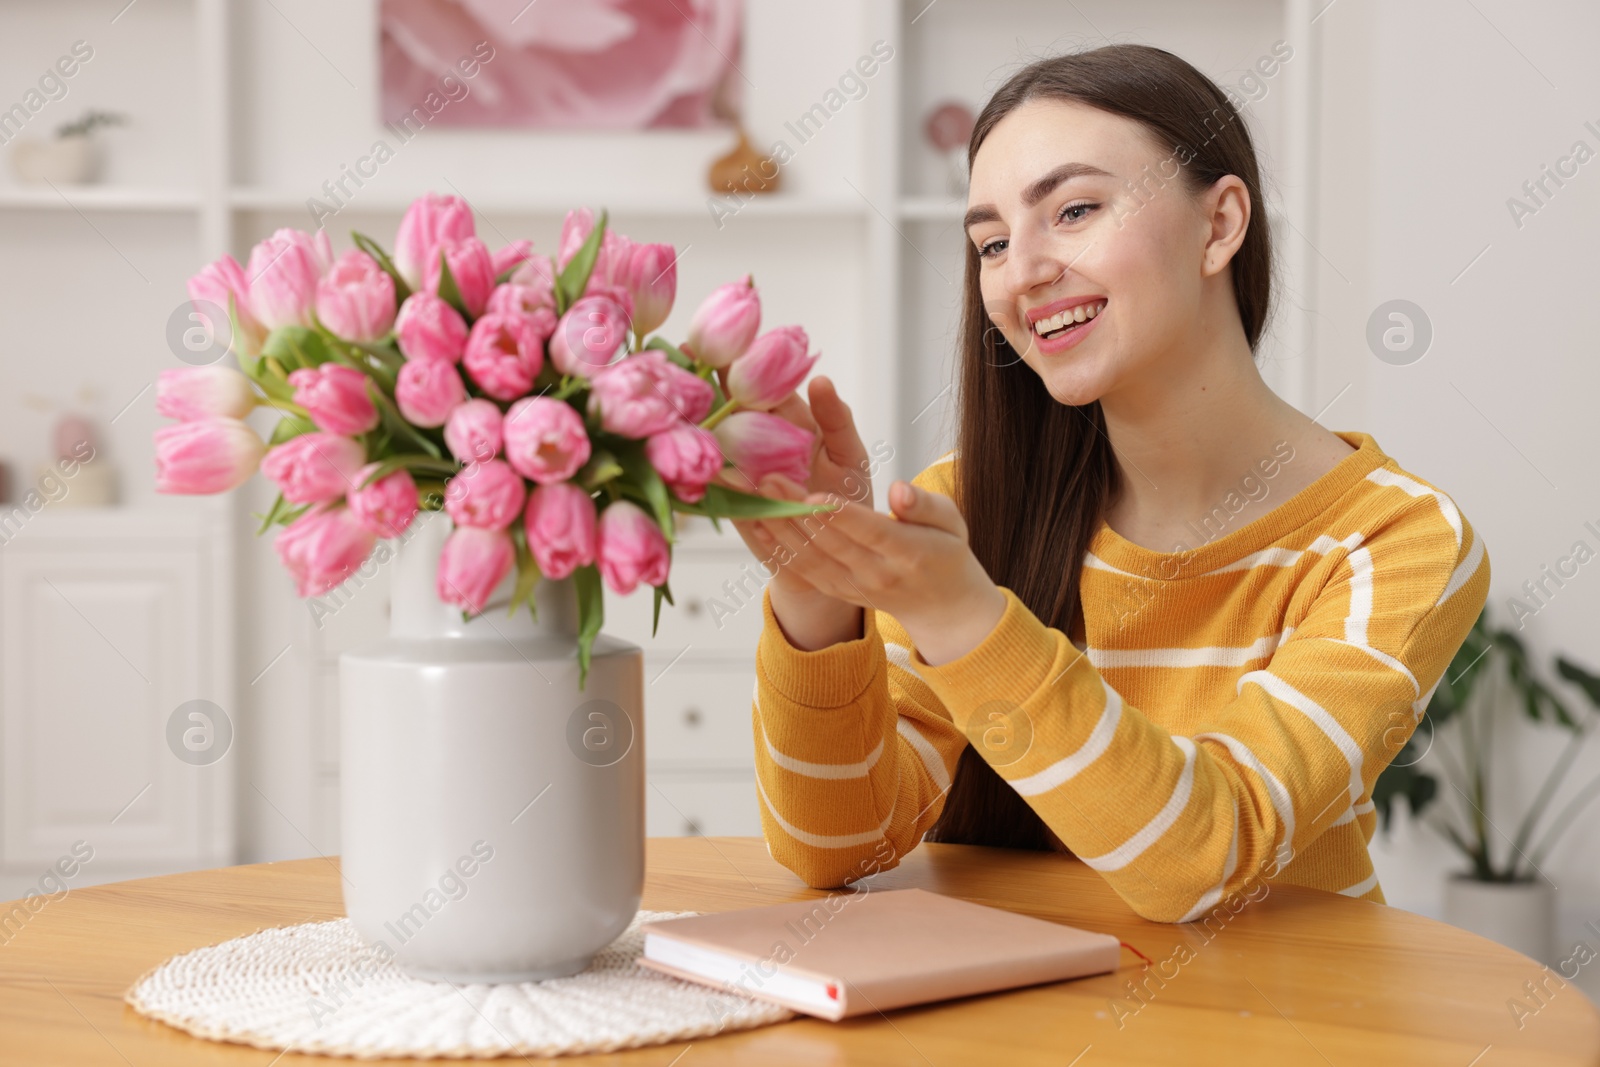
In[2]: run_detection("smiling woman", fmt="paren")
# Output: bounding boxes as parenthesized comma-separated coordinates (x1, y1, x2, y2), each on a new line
(723, 44, 1490, 923)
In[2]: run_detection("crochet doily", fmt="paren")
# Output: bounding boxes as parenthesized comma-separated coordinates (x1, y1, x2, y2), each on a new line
(124, 910, 795, 1059)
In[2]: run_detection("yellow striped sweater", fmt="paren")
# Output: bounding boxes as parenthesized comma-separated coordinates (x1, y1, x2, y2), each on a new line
(750, 430, 1490, 922)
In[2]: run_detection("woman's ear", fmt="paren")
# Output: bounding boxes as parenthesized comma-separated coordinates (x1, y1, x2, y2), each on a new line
(1200, 174, 1251, 277)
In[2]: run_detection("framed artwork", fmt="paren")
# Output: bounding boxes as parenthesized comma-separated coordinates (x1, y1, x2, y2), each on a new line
(379, 0, 745, 130)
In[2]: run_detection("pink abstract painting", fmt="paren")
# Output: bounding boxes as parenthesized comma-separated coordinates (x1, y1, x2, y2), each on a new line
(379, 0, 745, 130)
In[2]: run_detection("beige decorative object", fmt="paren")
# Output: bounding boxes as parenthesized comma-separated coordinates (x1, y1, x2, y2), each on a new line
(709, 125, 781, 195)
(125, 911, 795, 1058)
(10, 135, 100, 184)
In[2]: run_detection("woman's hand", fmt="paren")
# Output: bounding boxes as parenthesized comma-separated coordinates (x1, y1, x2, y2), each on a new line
(782, 477, 1008, 667)
(716, 376, 876, 650)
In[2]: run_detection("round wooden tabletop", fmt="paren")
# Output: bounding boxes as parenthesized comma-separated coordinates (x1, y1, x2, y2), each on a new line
(1, 837, 1597, 1065)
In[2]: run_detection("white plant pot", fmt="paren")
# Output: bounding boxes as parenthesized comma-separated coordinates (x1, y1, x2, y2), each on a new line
(340, 512, 645, 983)
(10, 136, 101, 184)
(1442, 875, 1555, 964)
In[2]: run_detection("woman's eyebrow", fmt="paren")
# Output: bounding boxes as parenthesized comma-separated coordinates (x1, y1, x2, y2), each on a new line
(963, 162, 1115, 231)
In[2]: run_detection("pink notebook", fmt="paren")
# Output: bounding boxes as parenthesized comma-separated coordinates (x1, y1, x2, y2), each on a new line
(637, 887, 1122, 1021)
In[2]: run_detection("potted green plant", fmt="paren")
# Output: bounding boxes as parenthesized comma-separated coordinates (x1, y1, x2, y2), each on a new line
(10, 108, 126, 185)
(1374, 607, 1600, 963)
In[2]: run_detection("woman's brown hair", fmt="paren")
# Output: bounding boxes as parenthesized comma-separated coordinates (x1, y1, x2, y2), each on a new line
(923, 43, 1277, 851)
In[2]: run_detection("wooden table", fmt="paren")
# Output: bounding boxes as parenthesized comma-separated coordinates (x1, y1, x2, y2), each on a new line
(2, 837, 1597, 1065)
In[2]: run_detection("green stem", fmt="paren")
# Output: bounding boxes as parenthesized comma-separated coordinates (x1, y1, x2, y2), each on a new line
(1509, 716, 1595, 869)
(699, 398, 740, 432)
(1528, 771, 1600, 868)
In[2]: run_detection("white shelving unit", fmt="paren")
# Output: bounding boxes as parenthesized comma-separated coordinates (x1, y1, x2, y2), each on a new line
(0, 0, 1321, 864)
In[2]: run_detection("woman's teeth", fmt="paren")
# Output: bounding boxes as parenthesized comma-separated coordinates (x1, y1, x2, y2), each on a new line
(1033, 300, 1105, 337)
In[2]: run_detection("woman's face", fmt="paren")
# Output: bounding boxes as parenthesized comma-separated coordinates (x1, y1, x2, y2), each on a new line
(965, 98, 1242, 407)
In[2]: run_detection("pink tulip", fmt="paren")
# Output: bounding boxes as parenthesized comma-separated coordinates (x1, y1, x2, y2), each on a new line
(684, 275, 760, 368)
(260, 431, 366, 504)
(315, 249, 396, 343)
(287, 363, 379, 436)
(424, 236, 495, 318)
(443, 459, 526, 531)
(444, 398, 503, 463)
(507, 254, 556, 309)
(587, 349, 713, 437)
(462, 310, 552, 401)
(436, 525, 515, 615)
(246, 227, 333, 331)
(347, 464, 419, 538)
(394, 358, 466, 428)
(726, 326, 819, 411)
(557, 208, 635, 289)
(490, 239, 533, 277)
(549, 293, 631, 377)
(154, 417, 265, 494)
(596, 500, 670, 595)
(394, 192, 475, 290)
(502, 396, 591, 485)
(620, 243, 677, 336)
(486, 281, 554, 320)
(276, 505, 377, 598)
(523, 481, 597, 580)
(645, 424, 724, 504)
(712, 410, 814, 487)
(156, 366, 256, 421)
(395, 291, 469, 364)
(187, 254, 266, 357)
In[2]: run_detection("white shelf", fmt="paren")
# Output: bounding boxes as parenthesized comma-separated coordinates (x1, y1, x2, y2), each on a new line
(899, 195, 966, 221)
(0, 185, 200, 212)
(229, 186, 867, 220)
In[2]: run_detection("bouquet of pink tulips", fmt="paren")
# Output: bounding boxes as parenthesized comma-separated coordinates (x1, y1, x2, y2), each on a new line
(156, 192, 829, 686)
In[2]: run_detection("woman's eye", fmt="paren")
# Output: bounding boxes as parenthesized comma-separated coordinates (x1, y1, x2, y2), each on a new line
(977, 237, 1008, 259)
(1059, 201, 1097, 223)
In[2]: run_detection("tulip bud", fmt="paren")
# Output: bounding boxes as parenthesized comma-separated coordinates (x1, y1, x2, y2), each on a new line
(523, 481, 598, 580)
(462, 309, 553, 401)
(444, 398, 504, 463)
(287, 363, 379, 436)
(246, 227, 333, 331)
(443, 459, 527, 532)
(347, 464, 419, 539)
(644, 424, 724, 504)
(395, 291, 469, 364)
(684, 274, 760, 368)
(502, 396, 591, 485)
(621, 243, 677, 336)
(260, 431, 367, 505)
(275, 506, 376, 598)
(315, 249, 397, 343)
(394, 358, 466, 428)
(726, 326, 819, 411)
(394, 192, 475, 290)
(157, 366, 256, 422)
(154, 417, 265, 495)
(587, 349, 711, 438)
(425, 236, 495, 318)
(436, 525, 515, 615)
(187, 254, 266, 357)
(596, 499, 670, 595)
(711, 410, 814, 488)
(549, 294, 631, 378)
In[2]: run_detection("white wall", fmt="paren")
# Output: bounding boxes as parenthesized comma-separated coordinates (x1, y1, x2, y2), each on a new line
(1314, 2, 1600, 960)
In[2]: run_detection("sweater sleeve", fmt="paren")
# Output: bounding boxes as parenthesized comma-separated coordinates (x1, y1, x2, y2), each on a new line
(751, 461, 967, 888)
(907, 494, 1491, 921)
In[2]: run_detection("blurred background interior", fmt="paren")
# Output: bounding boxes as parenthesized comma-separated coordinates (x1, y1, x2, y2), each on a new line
(1, 0, 1597, 984)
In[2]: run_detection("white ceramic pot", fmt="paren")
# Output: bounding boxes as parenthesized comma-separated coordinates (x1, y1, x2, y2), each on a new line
(10, 136, 100, 184)
(340, 512, 645, 983)
(1442, 875, 1555, 965)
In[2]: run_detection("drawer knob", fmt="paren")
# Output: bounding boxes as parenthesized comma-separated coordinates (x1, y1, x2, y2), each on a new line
(683, 707, 703, 727)
(683, 818, 702, 836)
(684, 598, 704, 617)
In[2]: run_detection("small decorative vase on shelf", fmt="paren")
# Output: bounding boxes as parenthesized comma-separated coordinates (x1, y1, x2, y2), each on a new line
(339, 512, 645, 983)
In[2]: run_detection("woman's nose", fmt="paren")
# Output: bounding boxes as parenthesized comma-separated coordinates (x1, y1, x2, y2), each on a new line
(1002, 230, 1067, 298)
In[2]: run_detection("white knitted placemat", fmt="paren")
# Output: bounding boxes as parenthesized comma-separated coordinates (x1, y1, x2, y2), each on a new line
(124, 911, 795, 1059)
